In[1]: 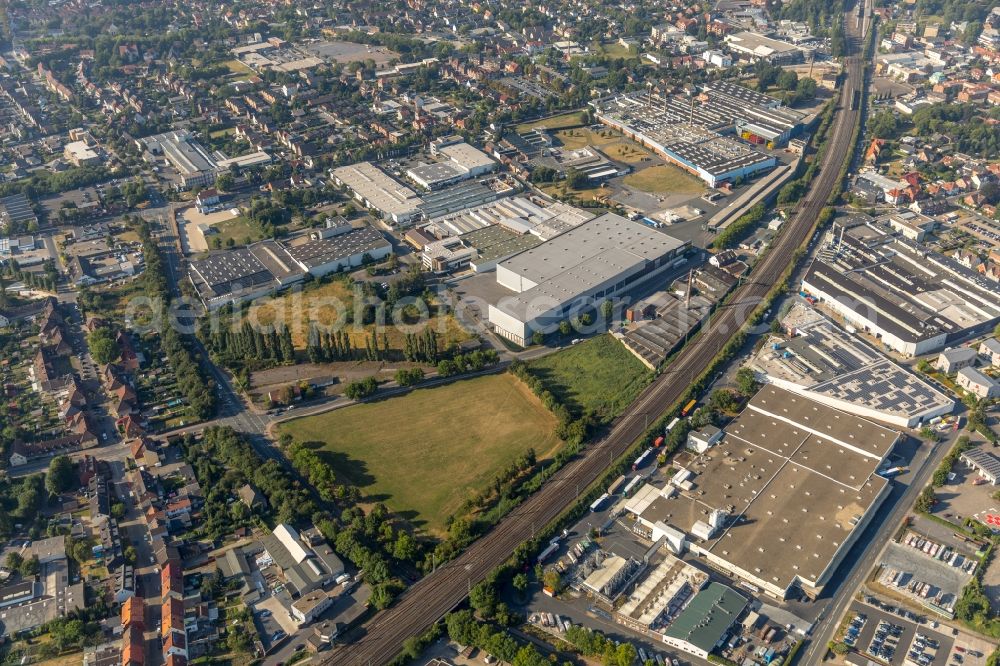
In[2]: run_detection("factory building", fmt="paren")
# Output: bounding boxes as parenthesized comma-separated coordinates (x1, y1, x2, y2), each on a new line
(286, 225, 392, 278)
(623, 386, 901, 601)
(724, 31, 806, 64)
(591, 91, 788, 186)
(188, 240, 304, 309)
(801, 225, 1000, 357)
(332, 162, 424, 225)
(748, 302, 954, 428)
(406, 137, 498, 190)
(661, 583, 748, 659)
(488, 214, 690, 345)
(592, 82, 803, 171)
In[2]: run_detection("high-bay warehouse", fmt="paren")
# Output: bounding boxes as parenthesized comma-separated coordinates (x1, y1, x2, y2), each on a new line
(622, 386, 901, 601)
(801, 219, 1000, 356)
(591, 81, 804, 187)
(487, 213, 690, 345)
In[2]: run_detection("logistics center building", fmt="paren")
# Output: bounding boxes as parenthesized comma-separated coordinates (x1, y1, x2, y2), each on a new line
(623, 386, 901, 601)
(488, 214, 690, 345)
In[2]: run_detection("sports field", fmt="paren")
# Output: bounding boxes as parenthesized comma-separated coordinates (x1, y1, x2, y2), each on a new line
(278, 374, 562, 533)
(527, 334, 652, 422)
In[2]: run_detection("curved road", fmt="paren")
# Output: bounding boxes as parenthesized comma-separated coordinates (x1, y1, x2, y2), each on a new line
(326, 9, 871, 665)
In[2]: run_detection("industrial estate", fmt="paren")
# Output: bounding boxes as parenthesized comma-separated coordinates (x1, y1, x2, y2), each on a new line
(0, 0, 999, 665)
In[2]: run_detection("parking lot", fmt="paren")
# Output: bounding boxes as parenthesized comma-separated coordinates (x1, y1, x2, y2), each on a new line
(846, 601, 954, 666)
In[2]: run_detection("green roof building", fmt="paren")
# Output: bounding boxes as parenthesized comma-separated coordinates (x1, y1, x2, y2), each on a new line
(662, 582, 748, 659)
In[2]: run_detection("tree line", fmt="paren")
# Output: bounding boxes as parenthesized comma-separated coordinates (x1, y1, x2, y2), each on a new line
(135, 219, 216, 419)
(205, 320, 296, 369)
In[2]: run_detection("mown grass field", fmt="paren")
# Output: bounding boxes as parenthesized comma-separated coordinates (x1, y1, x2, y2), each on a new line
(527, 334, 652, 421)
(278, 374, 562, 533)
(622, 163, 705, 195)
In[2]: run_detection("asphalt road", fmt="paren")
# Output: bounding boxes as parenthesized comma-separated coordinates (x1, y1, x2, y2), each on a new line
(324, 5, 873, 665)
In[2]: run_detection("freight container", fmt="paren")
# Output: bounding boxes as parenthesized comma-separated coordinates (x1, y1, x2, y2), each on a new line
(665, 417, 680, 434)
(608, 475, 627, 495)
(654, 436, 665, 448)
(681, 399, 697, 416)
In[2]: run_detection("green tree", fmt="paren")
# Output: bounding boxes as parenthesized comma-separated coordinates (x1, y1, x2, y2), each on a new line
(558, 320, 572, 336)
(531, 330, 545, 345)
(215, 172, 235, 192)
(87, 327, 119, 365)
(45, 455, 77, 495)
(512, 573, 529, 592)
(542, 569, 564, 594)
(735, 367, 760, 397)
(915, 486, 935, 513)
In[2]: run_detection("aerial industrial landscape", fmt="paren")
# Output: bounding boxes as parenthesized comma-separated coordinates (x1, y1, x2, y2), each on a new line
(0, 0, 999, 665)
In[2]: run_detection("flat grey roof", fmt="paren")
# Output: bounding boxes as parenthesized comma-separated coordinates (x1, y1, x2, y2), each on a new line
(408, 161, 465, 186)
(333, 162, 423, 217)
(630, 386, 898, 592)
(500, 213, 686, 286)
(286, 228, 391, 269)
(190, 249, 274, 296)
(142, 130, 216, 175)
(439, 142, 495, 171)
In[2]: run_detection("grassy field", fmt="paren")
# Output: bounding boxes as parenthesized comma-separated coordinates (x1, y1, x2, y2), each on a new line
(213, 216, 265, 247)
(528, 334, 652, 422)
(515, 110, 588, 133)
(245, 278, 474, 351)
(599, 42, 639, 59)
(279, 374, 562, 533)
(623, 164, 705, 195)
(538, 181, 610, 203)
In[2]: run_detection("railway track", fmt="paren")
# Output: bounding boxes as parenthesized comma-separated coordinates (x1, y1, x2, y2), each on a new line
(326, 11, 868, 666)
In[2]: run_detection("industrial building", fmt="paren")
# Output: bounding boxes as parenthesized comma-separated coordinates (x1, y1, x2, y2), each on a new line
(801, 221, 1000, 357)
(724, 31, 805, 64)
(140, 130, 219, 189)
(331, 162, 424, 225)
(749, 302, 954, 428)
(592, 99, 780, 185)
(0, 193, 38, 233)
(959, 448, 1000, 485)
(421, 226, 541, 273)
(415, 179, 514, 220)
(590, 82, 801, 185)
(258, 524, 344, 598)
(623, 386, 901, 601)
(64, 140, 100, 167)
(661, 583, 748, 659)
(488, 214, 690, 346)
(286, 226, 392, 278)
(189, 240, 304, 309)
(422, 196, 592, 241)
(615, 553, 709, 636)
(406, 138, 497, 190)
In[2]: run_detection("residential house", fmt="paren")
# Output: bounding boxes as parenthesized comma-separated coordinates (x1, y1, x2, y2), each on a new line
(936, 346, 978, 373)
(956, 366, 1000, 399)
